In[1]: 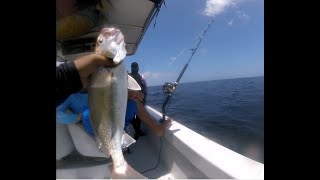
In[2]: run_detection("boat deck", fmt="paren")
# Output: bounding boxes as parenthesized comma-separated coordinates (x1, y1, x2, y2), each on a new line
(57, 124, 174, 179)
(124, 128, 174, 179)
(57, 106, 264, 179)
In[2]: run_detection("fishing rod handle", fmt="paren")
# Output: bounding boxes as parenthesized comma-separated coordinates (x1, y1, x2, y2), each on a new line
(160, 94, 171, 123)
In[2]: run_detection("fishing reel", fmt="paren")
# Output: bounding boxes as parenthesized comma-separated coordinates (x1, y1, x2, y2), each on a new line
(162, 82, 176, 95)
(160, 82, 176, 124)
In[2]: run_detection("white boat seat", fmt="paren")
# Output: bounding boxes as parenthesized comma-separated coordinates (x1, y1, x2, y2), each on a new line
(56, 124, 76, 160)
(68, 122, 110, 158)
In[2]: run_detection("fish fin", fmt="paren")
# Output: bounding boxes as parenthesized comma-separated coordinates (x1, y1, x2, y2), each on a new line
(121, 132, 136, 148)
(128, 75, 141, 90)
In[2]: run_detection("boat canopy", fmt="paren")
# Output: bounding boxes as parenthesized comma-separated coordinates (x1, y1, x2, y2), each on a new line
(57, 0, 165, 60)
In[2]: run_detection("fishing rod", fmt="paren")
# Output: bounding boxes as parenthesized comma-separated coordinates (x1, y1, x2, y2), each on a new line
(141, 18, 214, 175)
(159, 18, 214, 123)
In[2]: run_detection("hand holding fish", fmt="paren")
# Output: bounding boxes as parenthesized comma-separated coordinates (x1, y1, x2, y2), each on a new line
(88, 27, 147, 179)
(73, 53, 114, 88)
(56, 53, 115, 106)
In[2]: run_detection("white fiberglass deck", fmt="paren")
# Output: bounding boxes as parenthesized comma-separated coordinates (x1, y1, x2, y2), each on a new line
(57, 106, 264, 179)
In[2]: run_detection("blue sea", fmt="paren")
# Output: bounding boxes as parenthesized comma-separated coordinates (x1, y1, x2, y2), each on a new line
(146, 76, 264, 163)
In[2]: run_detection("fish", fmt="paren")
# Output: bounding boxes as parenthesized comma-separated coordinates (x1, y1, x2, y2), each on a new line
(88, 27, 146, 179)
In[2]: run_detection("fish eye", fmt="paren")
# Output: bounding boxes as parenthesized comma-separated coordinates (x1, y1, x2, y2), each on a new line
(97, 37, 103, 44)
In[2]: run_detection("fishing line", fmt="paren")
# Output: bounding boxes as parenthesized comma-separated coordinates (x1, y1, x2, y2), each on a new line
(140, 137, 162, 174)
(169, 48, 186, 65)
(160, 18, 214, 123)
(141, 18, 214, 175)
(168, 29, 206, 66)
(140, 96, 172, 175)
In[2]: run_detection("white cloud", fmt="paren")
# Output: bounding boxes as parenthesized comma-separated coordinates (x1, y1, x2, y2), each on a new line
(225, 11, 250, 26)
(203, 0, 234, 17)
(142, 71, 175, 79)
(203, 0, 252, 17)
(142, 71, 177, 86)
(236, 10, 250, 20)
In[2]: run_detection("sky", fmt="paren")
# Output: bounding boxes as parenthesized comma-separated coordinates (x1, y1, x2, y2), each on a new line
(125, 0, 264, 86)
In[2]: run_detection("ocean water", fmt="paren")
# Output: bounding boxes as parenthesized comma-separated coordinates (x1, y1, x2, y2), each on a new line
(146, 76, 264, 163)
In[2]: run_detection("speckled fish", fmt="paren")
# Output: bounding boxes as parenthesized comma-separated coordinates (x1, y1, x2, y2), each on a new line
(88, 27, 146, 179)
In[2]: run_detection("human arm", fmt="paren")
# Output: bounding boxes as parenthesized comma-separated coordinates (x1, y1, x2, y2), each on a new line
(135, 100, 172, 136)
(56, 54, 111, 107)
(128, 90, 144, 102)
(56, 61, 82, 107)
(73, 54, 113, 88)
